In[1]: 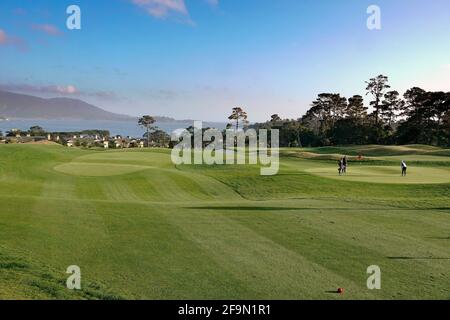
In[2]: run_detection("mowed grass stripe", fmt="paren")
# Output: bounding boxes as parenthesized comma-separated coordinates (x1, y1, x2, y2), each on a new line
(41, 175, 77, 200)
(102, 178, 143, 202)
(302, 211, 450, 299)
(85, 203, 256, 299)
(74, 178, 109, 200)
(172, 170, 243, 202)
(0, 197, 131, 299)
(215, 208, 388, 299)
(223, 208, 449, 299)
(133, 169, 242, 202)
(164, 208, 376, 299)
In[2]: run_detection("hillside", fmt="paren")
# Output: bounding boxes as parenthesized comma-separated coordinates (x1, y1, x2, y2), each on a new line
(0, 91, 132, 121)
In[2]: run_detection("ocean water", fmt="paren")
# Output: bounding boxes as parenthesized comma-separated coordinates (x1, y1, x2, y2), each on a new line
(0, 119, 228, 137)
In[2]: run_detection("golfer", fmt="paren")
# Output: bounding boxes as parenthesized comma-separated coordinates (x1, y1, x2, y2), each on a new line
(401, 160, 407, 176)
(338, 159, 343, 175)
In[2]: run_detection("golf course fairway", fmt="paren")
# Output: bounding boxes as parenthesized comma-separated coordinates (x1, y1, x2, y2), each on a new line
(0, 144, 449, 300)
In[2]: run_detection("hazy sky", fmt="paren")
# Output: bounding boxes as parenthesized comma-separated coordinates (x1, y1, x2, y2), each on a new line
(0, 0, 449, 122)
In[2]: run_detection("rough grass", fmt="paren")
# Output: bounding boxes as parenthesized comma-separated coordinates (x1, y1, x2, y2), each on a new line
(0, 246, 126, 300)
(0, 144, 449, 299)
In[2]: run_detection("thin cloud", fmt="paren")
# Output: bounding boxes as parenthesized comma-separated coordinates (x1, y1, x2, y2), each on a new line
(0, 84, 77, 95)
(0, 83, 119, 101)
(131, 0, 188, 18)
(0, 30, 6, 44)
(129, 0, 218, 24)
(31, 24, 63, 36)
(0, 29, 28, 52)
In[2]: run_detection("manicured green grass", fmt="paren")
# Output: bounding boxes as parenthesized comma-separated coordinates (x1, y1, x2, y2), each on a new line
(0, 144, 449, 300)
(306, 166, 450, 184)
(299, 144, 447, 157)
(54, 162, 151, 177)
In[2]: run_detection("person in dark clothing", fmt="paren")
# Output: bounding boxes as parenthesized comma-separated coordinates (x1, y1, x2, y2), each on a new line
(338, 159, 343, 176)
(401, 161, 407, 176)
(342, 156, 348, 174)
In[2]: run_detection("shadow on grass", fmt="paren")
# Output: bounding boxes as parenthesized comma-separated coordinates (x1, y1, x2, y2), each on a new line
(388, 257, 450, 260)
(185, 206, 310, 211)
(185, 207, 430, 212)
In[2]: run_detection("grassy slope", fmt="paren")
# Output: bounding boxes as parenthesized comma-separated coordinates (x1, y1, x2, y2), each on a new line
(0, 144, 449, 299)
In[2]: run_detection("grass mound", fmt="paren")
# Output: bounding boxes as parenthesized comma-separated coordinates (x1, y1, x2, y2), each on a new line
(54, 162, 150, 177)
(301, 144, 446, 157)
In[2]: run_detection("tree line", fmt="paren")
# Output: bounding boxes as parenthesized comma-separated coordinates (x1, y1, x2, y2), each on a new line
(138, 75, 449, 148)
(253, 75, 450, 147)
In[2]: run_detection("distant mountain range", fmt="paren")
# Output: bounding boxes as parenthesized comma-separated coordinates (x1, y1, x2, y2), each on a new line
(0, 90, 209, 124)
(0, 90, 133, 121)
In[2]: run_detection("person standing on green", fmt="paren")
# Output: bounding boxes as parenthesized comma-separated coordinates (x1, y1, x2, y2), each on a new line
(401, 160, 407, 176)
(342, 156, 348, 174)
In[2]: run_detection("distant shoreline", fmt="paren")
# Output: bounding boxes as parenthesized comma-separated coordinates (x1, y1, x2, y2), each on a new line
(0, 117, 212, 124)
(0, 119, 229, 137)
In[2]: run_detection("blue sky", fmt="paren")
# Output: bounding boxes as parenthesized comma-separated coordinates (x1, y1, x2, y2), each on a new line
(0, 0, 449, 122)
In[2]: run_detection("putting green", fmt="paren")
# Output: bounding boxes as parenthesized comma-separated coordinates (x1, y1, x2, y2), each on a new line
(76, 150, 174, 167)
(54, 162, 151, 177)
(306, 166, 450, 184)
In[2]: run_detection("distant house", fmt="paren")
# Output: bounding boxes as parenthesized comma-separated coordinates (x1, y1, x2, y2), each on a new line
(50, 131, 165, 150)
